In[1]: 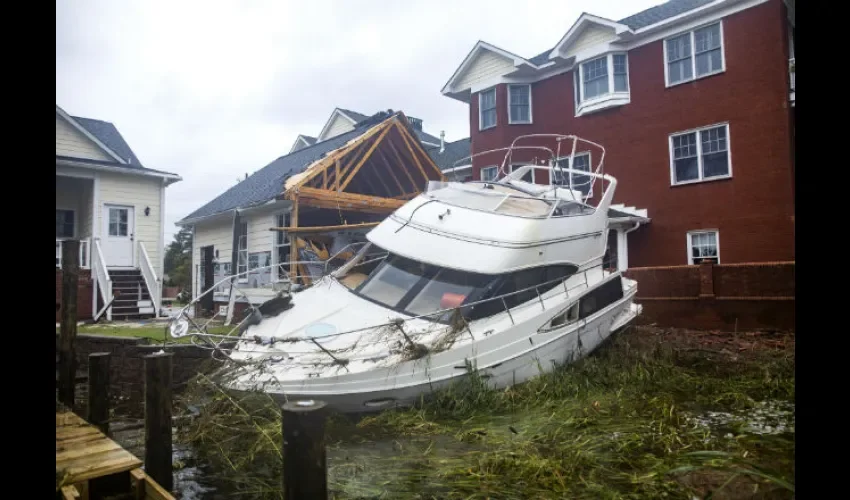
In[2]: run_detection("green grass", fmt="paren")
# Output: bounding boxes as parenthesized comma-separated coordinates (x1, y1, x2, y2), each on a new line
(56, 324, 235, 344)
(178, 328, 795, 499)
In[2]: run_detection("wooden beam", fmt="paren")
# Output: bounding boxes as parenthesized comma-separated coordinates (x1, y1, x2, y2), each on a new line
(336, 141, 369, 188)
(380, 148, 416, 193)
(339, 125, 393, 191)
(269, 221, 380, 233)
(288, 119, 394, 192)
(59, 239, 80, 410)
(388, 139, 422, 193)
(297, 186, 405, 214)
(322, 167, 328, 190)
(395, 119, 446, 179)
(366, 156, 395, 197)
(395, 123, 431, 182)
(289, 194, 299, 281)
(334, 159, 341, 190)
(375, 148, 406, 195)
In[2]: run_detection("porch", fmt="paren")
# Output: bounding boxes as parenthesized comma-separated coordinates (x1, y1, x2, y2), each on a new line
(56, 174, 162, 321)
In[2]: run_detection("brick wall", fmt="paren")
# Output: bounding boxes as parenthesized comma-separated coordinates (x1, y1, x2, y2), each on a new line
(466, 0, 795, 267)
(56, 269, 93, 322)
(57, 333, 230, 417)
(624, 261, 795, 331)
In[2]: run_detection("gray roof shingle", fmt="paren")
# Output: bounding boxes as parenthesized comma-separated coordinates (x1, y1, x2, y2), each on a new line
(338, 108, 371, 123)
(618, 0, 716, 30)
(425, 138, 472, 172)
(72, 116, 144, 167)
(525, 0, 716, 65)
(180, 112, 429, 223)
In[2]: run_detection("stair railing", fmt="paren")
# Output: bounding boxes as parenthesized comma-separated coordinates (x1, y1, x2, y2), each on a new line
(138, 241, 162, 317)
(91, 238, 113, 321)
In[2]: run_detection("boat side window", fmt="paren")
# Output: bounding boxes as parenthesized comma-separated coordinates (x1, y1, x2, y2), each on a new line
(578, 276, 624, 320)
(547, 302, 580, 330)
(465, 264, 577, 320)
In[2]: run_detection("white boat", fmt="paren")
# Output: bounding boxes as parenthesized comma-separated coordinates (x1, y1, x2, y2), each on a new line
(170, 134, 642, 413)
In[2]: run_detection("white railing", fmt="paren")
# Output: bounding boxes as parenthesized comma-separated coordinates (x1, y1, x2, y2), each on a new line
(55, 238, 90, 269)
(91, 238, 113, 321)
(138, 241, 161, 317)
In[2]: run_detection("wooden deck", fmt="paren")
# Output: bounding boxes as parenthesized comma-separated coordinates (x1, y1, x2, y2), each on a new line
(56, 410, 174, 500)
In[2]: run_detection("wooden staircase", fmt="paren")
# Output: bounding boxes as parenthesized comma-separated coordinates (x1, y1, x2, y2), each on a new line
(108, 269, 156, 320)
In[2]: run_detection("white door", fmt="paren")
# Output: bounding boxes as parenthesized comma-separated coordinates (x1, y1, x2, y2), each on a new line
(102, 205, 134, 267)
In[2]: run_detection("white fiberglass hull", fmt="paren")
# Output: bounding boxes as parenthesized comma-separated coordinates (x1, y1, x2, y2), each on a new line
(222, 272, 640, 414)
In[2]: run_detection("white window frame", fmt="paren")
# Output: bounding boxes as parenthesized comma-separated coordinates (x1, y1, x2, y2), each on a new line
(507, 84, 532, 124)
(478, 87, 497, 130)
(574, 52, 630, 116)
(272, 212, 291, 282)
(552, 152, 593, 198)
(686, 230, 720, 265)
(664, 20, 726, 88)
(668, 122, 732, 186)
(237, 221, 248, 283)
(480, 165, 499, 182)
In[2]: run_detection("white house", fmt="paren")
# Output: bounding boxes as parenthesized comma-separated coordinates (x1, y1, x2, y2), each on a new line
(56, 104, 182, 320)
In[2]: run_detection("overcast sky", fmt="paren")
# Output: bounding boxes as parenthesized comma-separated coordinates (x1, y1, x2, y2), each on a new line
(56, 0, 660, 242)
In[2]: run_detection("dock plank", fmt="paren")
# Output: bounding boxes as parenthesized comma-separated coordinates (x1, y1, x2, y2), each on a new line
(56, 410, 143, 485)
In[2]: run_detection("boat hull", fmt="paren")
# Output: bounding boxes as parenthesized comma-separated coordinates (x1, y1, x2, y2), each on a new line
(224, 285, 640, 414)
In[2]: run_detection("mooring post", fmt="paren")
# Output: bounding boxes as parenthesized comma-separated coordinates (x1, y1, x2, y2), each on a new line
(282, 400, 328, 500)
(144, 352, 173, 492)
(58, 239, 80, 409)
(87, 352, 111, 435)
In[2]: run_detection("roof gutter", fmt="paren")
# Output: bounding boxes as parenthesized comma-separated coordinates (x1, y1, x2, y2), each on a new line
(176, 198, 293, 227)
(56, 157, 182, 186)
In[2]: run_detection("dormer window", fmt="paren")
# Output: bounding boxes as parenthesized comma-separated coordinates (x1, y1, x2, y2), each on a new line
(574, 53, 630, 117)
(479, 88, 497, 130)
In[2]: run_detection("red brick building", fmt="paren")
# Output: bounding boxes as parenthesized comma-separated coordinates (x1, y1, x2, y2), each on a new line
(441, 0, 795, 269)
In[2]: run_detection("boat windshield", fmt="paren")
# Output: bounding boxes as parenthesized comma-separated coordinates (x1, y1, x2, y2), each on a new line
(352, 251, 578, 322)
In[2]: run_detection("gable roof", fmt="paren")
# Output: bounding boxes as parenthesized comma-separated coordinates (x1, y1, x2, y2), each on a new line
(71, 116, 144, 166)
(619, 0, 718, 30)
(425, 138, 472, 172)
(179, 111, 425, 224)
(338, 108, 370, 123)
(444, 0, 732, 97)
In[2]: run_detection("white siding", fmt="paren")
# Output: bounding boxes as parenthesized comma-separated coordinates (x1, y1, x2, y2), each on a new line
(97, 171, 163, 277)
(246, 211, 273, 255)
(564, 25, 617, 58)
(191, 218, 233, 298)
(455, 50, 515, 90)
(323, 115, 355, 140)
(56, 113, 112, 161)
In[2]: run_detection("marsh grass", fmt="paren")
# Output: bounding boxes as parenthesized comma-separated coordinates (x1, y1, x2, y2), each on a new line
(177, 327, 794, 499)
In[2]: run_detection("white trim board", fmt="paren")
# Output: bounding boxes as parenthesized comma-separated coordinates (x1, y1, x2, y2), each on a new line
(55, 105, 128, 164)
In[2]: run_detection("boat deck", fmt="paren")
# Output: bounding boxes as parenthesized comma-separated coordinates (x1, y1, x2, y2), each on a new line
(56, 408, 174, 500)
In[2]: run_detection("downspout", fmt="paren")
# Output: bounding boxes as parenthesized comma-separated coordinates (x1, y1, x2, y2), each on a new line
(225, 208, 241, 325)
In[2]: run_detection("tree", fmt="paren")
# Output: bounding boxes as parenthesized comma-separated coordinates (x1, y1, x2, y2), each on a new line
(164, 227, 192, 291)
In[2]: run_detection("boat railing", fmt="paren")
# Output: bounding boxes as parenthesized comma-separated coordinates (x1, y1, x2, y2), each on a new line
(167, 253, 622, 368)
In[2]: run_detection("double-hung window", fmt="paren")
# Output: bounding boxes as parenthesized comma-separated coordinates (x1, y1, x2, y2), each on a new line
(574, 53, 630, 116)
(479, 88, 497, 130)
(670, 123, 731, 185)
(687, 230, 719, 264)
(665, 22, 724, 86)
(507, 84, 532, 124)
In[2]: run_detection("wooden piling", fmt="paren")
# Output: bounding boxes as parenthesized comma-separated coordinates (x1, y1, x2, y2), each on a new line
(144, 352, 173, 493)
(282, 400, 328, 500)
(58, 239, 80, 409)
(87, 352, 111, 436)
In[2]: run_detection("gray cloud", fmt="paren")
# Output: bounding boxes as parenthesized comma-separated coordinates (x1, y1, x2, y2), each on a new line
(56, 0, 657, 242)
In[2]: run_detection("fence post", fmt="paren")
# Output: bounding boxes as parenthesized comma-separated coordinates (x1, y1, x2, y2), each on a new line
(88, 352, 111, 435)
(58, 239, 80, 409)
(282, 400, 328, 500)
(144, 352, 173, 492)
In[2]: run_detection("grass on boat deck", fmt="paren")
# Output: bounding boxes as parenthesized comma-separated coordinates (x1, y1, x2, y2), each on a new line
(177, 326, 795, 499)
